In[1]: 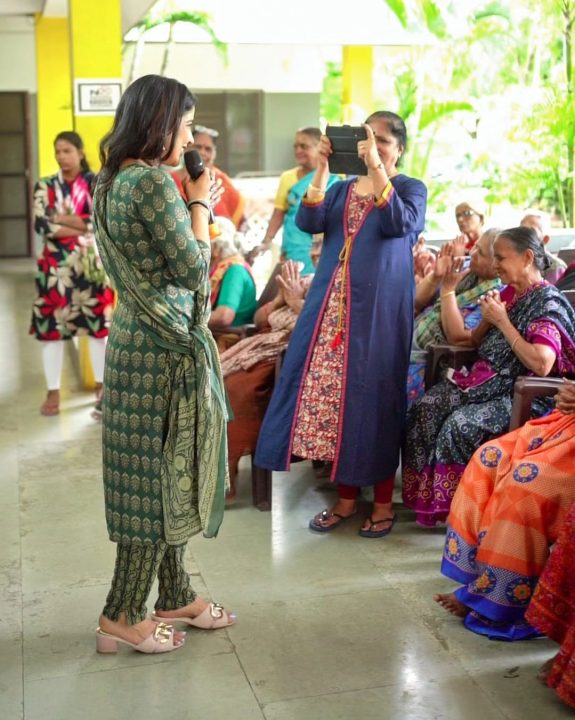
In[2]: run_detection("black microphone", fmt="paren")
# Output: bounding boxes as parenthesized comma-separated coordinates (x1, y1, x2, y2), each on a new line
(184, 148, 205, 181)
(183, 149, 219, 238)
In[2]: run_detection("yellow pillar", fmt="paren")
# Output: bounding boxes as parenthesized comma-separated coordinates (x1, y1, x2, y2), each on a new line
(342, 46, 374, 124)
(69, 0, 122, 170)
(69, 0, 122, 389)
(35, 16, 73, 177)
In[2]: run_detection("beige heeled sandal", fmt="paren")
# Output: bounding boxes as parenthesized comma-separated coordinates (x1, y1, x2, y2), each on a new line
(152, 603, 236, 630)
(95, 621, 184, 654)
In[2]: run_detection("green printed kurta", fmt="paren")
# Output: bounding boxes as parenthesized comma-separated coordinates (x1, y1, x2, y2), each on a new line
(93, 165, 228, 546)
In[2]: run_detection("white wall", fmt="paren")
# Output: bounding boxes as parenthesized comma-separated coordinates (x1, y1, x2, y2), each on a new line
(124, 41, 339, 92)
(0, 16, 36, 91)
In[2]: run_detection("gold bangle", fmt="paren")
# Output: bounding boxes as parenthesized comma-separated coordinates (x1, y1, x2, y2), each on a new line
(511, 335, 522, 353)
(440, 290, 456, 299)
(369, 162, 384, 171)
(308, 183, 326, 194)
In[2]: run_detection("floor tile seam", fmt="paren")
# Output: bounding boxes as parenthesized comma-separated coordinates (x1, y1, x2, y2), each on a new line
(22, 647, 237, 683)
(226, 585, 399, 610)
(256, 672, 475, 709)
(226, 643, 268, 718)
(458, 671, 516, 720)
(20, 580, 117, 597)
(16, 463, 26, 718)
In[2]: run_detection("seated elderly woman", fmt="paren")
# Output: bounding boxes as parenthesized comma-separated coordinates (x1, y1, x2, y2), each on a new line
(209, 217, 257, 335)
(454, 200, 485, 253)
(220, 248, 319, 502)
(435, 381, 575, 642)
(402, 226, 575, 527)
(407, 228, 501, 406)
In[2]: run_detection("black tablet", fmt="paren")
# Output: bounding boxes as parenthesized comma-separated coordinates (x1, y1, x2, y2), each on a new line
(326, 125, 368, 176)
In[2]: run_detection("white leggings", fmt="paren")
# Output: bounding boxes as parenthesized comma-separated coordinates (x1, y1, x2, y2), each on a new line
(42, 336, 107, 391)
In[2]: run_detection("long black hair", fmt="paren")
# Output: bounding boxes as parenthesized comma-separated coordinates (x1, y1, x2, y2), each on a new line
(497, 226, 551, 271)
(98, 74, 196, 192)
(55, 131, 91, 173)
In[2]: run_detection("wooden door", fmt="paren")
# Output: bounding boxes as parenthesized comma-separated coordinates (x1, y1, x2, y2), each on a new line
(0, 92, 32, 257)
(193, 91, 263, 176)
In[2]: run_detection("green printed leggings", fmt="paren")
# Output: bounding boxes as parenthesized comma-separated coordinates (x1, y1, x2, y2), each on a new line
(103, 541, 196, 624)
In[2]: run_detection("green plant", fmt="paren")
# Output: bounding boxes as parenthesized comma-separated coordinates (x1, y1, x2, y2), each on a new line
(126, 5, 226, 83)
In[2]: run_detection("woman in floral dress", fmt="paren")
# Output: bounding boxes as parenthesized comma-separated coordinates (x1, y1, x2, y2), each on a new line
(30, 131, 114, 416)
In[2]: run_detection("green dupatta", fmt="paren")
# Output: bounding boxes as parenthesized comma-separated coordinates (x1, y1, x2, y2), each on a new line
(415, 274, 501, 350)
(93, 188, 229, 543)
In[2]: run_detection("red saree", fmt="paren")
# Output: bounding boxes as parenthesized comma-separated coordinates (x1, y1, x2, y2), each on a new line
(526, 501, 575, 709)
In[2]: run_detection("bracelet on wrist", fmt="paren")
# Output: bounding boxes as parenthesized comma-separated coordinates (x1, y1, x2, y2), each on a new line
(308, 183, 326, 194)
(510, 334, 522, 353)
(187, 198, 210, 211)
(440, 290, 456, 299)
(369, 162, 384, 172)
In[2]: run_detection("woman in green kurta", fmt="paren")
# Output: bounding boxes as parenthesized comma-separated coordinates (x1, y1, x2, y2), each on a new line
(92, 75, 234, 655)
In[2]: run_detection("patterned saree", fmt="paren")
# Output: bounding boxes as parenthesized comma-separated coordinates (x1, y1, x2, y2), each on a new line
(442, 411, 575, 640)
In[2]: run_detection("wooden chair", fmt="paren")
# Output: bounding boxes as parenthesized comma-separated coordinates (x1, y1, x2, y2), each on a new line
(563, 288, 575, 307)
(508, 376, 563, 430)
(557, 247, 575, 266)
(250, 348, 286, 511)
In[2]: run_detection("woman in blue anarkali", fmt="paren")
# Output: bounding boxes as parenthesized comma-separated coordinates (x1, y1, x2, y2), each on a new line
(255, 111, 427, 538)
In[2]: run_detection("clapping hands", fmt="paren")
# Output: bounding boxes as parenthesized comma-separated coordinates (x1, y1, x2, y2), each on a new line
(478, 289, 508, 327)
(276, 260, 306, 310)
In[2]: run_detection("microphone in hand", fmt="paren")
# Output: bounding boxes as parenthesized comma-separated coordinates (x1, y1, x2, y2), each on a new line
(183, 149, 219, 238)
(184, 148, 206, 182)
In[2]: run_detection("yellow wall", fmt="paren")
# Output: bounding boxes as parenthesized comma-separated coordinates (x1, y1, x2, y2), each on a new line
(68, 0, 123, 389)
(69, 0, 123, 171)
(35, 16, 73, 177)
(342, 46, 374, 123)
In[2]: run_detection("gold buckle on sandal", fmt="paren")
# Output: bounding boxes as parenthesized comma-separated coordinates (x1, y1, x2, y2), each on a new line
(210, 603, 224, 619)
(154, 622, 173, 643)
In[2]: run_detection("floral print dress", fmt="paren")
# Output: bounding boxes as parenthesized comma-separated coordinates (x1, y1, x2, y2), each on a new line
(30, 171, 114, 341)
(292, 188, 373, 461)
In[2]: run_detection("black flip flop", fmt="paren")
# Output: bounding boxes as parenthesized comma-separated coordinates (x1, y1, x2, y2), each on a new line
(358, 513, 397, 538)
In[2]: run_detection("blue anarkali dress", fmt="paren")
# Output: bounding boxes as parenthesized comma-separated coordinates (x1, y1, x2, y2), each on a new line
(254, 175, 427, 486)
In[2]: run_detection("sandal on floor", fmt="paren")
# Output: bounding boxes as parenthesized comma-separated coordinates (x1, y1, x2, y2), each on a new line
(40, 401, 59, 416)
(359, 513, 397, 538)
(309, 509, 356, 533)
(91, 400, 102, 421)
(95, 622, 184, 654)
(152, 603, 236, 630)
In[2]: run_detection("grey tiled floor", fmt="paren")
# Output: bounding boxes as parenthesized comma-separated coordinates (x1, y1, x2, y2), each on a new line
(1, 260, 572, 719)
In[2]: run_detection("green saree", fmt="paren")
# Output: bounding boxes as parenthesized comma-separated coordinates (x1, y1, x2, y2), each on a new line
(93, 165, 229, 544)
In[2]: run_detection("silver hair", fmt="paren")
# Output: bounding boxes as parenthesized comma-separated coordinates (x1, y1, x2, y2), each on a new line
(212, 234, 239, 259)
(481, 227, 502, 255)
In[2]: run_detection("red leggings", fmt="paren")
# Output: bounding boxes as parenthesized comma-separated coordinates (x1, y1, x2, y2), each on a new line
(338, 474, 395, 504)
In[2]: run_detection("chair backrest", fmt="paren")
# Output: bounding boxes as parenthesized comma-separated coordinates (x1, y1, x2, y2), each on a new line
(256, 262, 282, 308)
(509, 376, 564, 430)
(563, 289, 575, 308)
(557, 247, 575, 266)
